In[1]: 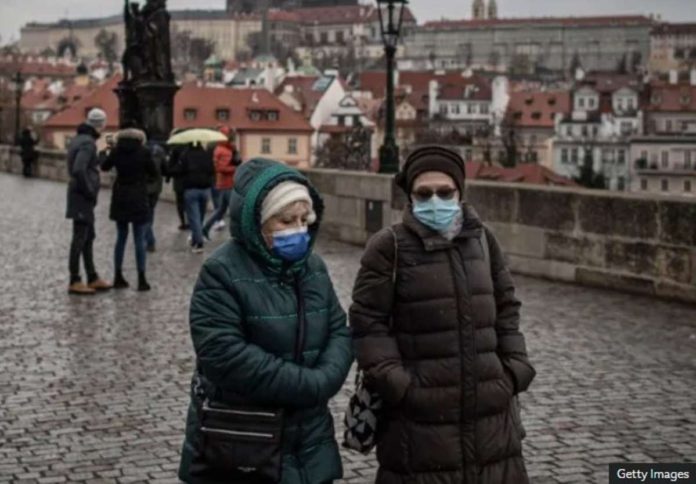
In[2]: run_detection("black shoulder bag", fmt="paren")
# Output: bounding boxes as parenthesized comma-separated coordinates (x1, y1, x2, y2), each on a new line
(194, 276, 307, 482)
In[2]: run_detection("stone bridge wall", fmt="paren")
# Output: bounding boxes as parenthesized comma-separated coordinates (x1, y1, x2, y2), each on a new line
(2, 146, 695, 304)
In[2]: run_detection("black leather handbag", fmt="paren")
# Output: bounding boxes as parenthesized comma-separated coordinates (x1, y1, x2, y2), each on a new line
(194, 277, 307, 482)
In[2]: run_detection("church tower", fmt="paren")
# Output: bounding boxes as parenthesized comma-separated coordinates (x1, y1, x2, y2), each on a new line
(472, 0, 486, 20)
(487, 0, 498, 19)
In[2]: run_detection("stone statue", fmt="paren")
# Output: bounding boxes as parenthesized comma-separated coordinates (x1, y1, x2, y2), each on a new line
(122, 0, 146, 82)
(141, 0, 174, 82)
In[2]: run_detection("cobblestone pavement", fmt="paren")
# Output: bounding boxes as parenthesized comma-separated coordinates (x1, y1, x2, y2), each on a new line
(0, 174, 695, 484)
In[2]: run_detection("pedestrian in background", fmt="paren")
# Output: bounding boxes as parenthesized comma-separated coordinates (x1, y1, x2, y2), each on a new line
(350, 146, 536, 484)
(201, 126, 238, 240)
(144, 138, 166, 252)
(167, 144, 189, 231)
(101, 126, 158, 292)
(178, 158, 353, 484)
(177, 142, 215, 253)
(65, 108, 112, 295)
(19, 127, 38, 178)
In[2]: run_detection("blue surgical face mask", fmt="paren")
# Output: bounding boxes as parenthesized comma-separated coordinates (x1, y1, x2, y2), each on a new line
(412, 196, 461, 232)
(271, 226, 311, 262)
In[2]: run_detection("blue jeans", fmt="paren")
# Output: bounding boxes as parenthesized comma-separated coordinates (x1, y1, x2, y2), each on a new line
(202, 188, 231, 236)
(115, 222, 147, 273)
(211, 186, 221, 211)
(145, 195, 158, 249)
(184, 188, 210, 246)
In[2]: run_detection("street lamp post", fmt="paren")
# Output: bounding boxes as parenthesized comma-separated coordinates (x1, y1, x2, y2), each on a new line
(376, 0, 407, 174)
(13, 71, 23, 145)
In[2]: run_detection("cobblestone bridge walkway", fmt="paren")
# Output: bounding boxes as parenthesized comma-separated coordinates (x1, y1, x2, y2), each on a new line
(1, 174, 695, 484)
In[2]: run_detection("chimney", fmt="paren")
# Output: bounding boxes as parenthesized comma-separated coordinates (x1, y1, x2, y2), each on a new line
(669, 70, 678, 85)
(691, 69, 696, 87)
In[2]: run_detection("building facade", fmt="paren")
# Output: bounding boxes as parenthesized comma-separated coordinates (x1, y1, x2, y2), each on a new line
(403, 16, 653, 73)
(630, 137, 696, 198)
(649, 23, 696, 75)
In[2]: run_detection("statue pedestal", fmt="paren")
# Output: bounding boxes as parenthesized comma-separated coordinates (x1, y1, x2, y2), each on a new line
(114, 81, 140, 128)
(134, 81, 180, 143)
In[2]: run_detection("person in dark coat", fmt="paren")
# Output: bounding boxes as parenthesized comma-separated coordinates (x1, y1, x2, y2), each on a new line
(19, 127, 38, 178)
(350, 146, 536, 484)
(178, 158, 353, 484)
(65, 108, 112, 295)
(144, 138, 166, 252)
(177, 142, 215, 253)
(101, 127, 158, 291)
(167, 144, 189, 230)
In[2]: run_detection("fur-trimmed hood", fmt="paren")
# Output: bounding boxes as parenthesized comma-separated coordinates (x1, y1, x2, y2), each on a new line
(116, 128, 147, 144)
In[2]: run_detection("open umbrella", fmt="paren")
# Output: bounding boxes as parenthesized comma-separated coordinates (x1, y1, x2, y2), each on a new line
(166, 128, 228, 146)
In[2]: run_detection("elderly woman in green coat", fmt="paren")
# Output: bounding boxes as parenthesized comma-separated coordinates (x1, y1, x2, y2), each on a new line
(178, 158, 354, 484)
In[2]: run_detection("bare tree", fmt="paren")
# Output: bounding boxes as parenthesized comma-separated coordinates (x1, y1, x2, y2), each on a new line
(315, 126, 372, 171)
(94, 29, 119, 72)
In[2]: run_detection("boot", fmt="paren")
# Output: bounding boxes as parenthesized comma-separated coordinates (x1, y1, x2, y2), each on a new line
(113, 271, 130, 289)
(88, 278, 112, 291)
(68, 281, 96, 295)
(137, 271, 151, 292)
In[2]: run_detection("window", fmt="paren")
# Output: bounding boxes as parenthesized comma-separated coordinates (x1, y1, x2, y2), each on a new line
(579, 97, 585, 108)
(571, 148, 578, 164)
(661, 151, 669, 168)
(288, 138, 297, 155)
(439, 103, 447, 115)
(64, 136, 74, 149)
(566, 126, 573, 137)
(267, 111, 278, 121)
(452, 103, 460, 114)
(320, 32, 328, 44)
(250, 110, 261, 121)
(261, 138, 271, 154)
(666, 120, 673, 132)
(184, 108, 197, 121)
(617, 150, 626, 165)
(661, 179, 669, 191)
(592, 125, 599, 136)
(588, 98, 596, 109)
(336, 31, 345, 44)
(621, 122, 632, 135)
(685, 151, 692, 168)
(685, 180, 692, 192)
(216, 108, 230, 122)
(641, 150, 648, 161)
(617, 177, 626, 191)
(641, 178, 648, 191)
(467, 103, 476, 114)
(581, 125, 588, 137)
(480, 103, 489, 114)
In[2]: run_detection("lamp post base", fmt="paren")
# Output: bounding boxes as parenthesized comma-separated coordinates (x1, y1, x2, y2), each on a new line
(379, 142, 400, 174)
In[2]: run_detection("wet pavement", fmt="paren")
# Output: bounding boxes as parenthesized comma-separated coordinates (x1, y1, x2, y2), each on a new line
(0, 173, 695, 484)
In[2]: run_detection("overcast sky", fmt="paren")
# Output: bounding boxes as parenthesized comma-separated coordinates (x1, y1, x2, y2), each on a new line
(1, 0, 695, 45)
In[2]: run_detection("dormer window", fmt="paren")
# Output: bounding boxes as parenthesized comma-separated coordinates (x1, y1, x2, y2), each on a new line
(652, 94, 662, 105)
(250, 110, 262, 121)
(681, 95, 691, 106)
(216, 108, 230, 121)
(184, 108, 197, 121)
(267, 110, 278, 121)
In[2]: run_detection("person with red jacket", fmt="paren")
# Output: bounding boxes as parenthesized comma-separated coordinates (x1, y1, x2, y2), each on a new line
(202, 127, 239, 239)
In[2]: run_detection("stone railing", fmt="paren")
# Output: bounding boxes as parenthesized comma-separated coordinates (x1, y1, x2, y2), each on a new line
(2, 146, 695, 304)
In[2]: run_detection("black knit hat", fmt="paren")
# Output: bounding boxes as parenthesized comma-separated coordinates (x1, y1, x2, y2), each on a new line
(395, 145, 466, 195)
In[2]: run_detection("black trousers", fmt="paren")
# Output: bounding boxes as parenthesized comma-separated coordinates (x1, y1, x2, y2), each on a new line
(175, 187, 187, 226)
(69, 221, 97, 284)
(22, 158, 34, 177)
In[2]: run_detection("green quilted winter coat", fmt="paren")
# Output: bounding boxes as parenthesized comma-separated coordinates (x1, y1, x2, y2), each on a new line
(178, 158, 354, 484)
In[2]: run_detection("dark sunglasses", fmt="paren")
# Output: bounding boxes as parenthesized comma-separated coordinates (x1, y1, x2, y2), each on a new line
(412, 187, 458, 202)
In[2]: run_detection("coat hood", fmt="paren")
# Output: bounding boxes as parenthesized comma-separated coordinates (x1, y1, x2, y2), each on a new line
(229, 158, 324, 273)
(115, 128, 147, 152)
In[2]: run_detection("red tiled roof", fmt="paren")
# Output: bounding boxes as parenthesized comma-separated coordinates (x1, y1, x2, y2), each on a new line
(275, 75, 325, 119)
(360, 70, 490, 101)
(423, 15, 653, 30)
(652, 22, 696, 36)
(45, 78, 313, 133)
(466, 162, 577, 186)
(267, 9, 301, 22)
(581, 72, 643, 93)
(438, 80, 492, 101)
(23, 82, 94, 112)
(646, 82, 696, 112)
(0, 57, 77, 78)
(292, 5, 415, 26)
(506, 91, 571, 128)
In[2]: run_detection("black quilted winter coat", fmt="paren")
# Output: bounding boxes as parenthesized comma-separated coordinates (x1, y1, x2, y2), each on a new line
(350, 204, 536, 484)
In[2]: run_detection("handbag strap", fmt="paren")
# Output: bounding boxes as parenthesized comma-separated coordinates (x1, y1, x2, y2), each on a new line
(293, 274, 307, 364)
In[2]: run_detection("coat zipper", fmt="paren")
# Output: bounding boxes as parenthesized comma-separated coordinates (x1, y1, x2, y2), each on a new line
(450, 248, 479, 482)
(200, 427, 275, 439)
(202, 403, 278, 419)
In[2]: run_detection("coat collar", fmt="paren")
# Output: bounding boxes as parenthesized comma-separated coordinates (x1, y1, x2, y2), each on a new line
(402, 202, 484, 252)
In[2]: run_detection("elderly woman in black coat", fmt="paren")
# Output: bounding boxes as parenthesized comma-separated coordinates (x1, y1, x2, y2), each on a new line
(101, 128, 158, 291)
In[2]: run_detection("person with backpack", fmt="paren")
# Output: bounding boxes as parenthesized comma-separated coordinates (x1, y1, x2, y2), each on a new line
(349, 146, 536, 484)
(201, 126, 239, 240)
(178, 158, 353, 484)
